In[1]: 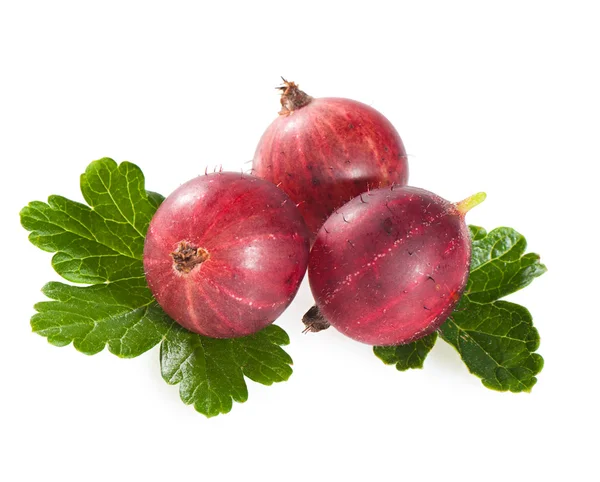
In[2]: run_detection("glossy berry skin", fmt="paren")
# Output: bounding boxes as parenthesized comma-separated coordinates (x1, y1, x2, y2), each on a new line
(308, 186, 472, 346)
(144, 172, 310, 338)
(252, 84, 408, 240)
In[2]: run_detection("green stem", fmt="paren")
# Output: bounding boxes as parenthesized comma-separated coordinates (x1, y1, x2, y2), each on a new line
(456, 192, 487, 216)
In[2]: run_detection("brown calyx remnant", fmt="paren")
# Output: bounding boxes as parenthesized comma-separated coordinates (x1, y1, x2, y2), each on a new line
(302, 305, 331, 333)
(171, 241, 210, 274)
(278, 78, 313, 116)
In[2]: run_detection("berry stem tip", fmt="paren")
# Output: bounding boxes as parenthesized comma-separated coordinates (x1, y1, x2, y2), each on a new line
(456, 192, 487, 215)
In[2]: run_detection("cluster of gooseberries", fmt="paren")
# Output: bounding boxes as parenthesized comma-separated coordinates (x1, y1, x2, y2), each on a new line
(144, 80, 484, 346)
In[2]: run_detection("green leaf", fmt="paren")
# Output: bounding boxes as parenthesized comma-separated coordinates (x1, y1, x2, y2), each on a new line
(373, 333, 437, 371)
(438, 226, 546, 392)
(21, 157, 294, 416)
(440, 300, 543, 392)
(21, 158, 169, 355)
(161, 325, 292, 417)
(466, 226, 547, 303)
(20, 158, 159, 284)
(146, 190, 165, 210)
(376, 225, 546, 393)
(32, 279, 172, 357)
(234, 325, 293, 385)
(469, 225, 488, 241)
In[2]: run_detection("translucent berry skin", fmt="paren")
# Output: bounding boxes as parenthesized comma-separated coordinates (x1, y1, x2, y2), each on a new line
(252, 97, 408, 240)
(143, 172, 310, 338)
(308, 186, 471, 346)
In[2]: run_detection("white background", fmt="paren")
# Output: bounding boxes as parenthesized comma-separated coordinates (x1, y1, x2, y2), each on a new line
(1, 1, 598, 481)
